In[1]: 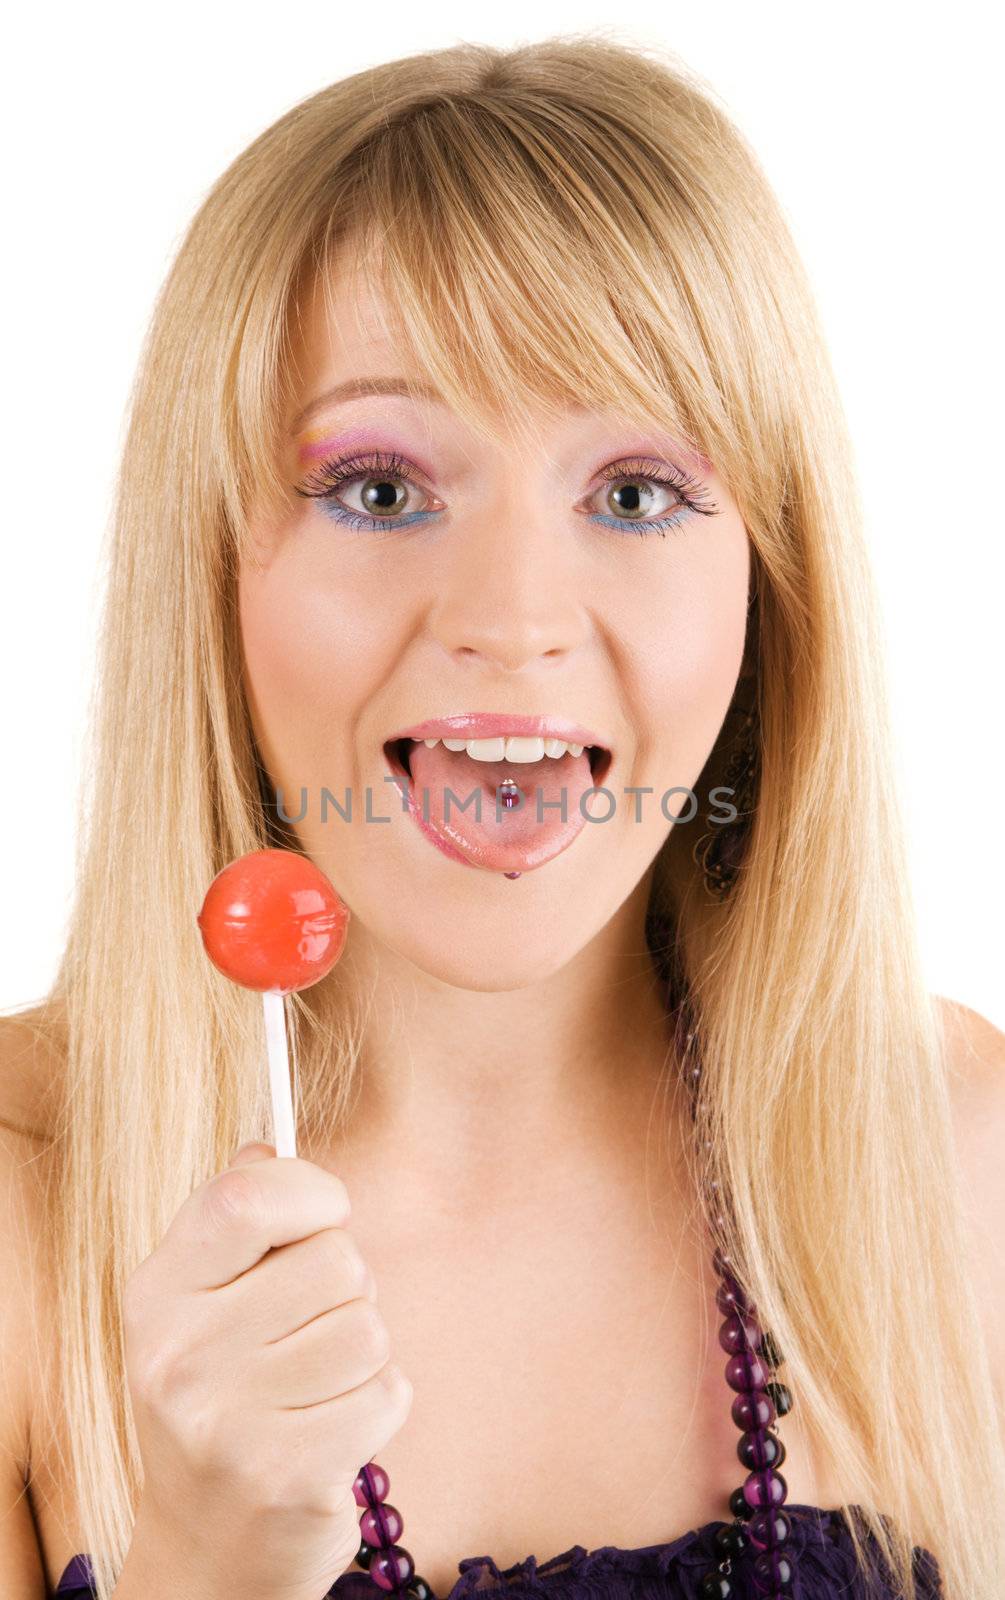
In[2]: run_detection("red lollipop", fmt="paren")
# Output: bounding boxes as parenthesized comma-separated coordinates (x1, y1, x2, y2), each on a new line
(197, 848, 349, 993)
(197, 849, 350, 1155)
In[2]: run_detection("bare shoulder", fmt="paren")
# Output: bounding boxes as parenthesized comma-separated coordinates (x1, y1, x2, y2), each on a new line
(935, 992, 1005, 1152)
(0, 1004, 65, 1450)
(0, 1002, 67, 1142)
(933, 994, 1005, 1375)
(0, 1006, 65, 1595)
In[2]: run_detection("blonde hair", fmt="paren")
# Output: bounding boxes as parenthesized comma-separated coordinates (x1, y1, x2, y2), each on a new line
(19, 32, 1003, 1600)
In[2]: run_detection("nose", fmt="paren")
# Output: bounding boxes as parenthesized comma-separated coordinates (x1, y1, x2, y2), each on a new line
(427, 486, 591, 672)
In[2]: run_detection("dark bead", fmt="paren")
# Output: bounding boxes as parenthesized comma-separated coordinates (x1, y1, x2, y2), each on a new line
(713, 1523, 749, 1558)
(748, 1509, 792, 1552)
(698, 1573, 733, 1598)
(369, 1545, 415, 1592)
(752, 1549, 793, 1588)
(408, 1580, 433, 1600)
(361, 1503, 404, 1547)
(716, 1279, 757, 1319)
(765, 1380, 793, 1417)
(737, 1429, 785, 1471)
(354, 1462, 391, 1507)
(731, 1390, 775, 1431)
(725, 1350, 769, 1392)
(356, 1541, 375, 1569)
(742, 1469, 788, 1512)
(712, 1248, 737, 1282)
(729, 1486, 754, 1520)
(758, 1330, 784, 1368)
(719, 1311, 763, 1356)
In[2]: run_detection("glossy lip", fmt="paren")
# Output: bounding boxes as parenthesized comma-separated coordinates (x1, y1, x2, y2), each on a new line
(382, 714, 615, 792)
(387, 713, 614, 751)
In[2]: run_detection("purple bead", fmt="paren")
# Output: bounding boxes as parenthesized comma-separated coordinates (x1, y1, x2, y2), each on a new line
(725, 1350, 769, 1392)
(713, 1261, 757, 1319)
(353, 1462, 390, 1508)
(369, 1545, 415, 1592)
(360, 1502, 404, 1547)
(731, 1390, 776, 1431)
(747, 1509, 791, 1552)
(737, 1429, 784, 1471)
(718, 1311, 762, 1356)
(716, 1279, 757, 1318)
(710, 1241, 732, 1280)
(751, 1548, 793, 1593)
(742, 1469, 788, 1512)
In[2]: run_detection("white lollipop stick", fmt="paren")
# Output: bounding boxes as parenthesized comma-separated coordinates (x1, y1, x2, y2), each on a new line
(262, 988, 297, 1158)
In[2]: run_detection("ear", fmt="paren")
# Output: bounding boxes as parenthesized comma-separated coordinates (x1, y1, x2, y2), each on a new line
(738, 581, 760, 685)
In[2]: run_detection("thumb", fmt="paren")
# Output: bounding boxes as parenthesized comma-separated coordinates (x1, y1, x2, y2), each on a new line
(228, 1141, 277, 1168)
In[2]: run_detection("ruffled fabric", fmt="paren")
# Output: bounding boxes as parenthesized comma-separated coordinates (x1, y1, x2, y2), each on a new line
(54, 1503, 943, 1599)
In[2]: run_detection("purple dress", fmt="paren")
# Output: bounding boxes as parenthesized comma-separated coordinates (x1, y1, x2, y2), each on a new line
(55, 1500, 942, 1598)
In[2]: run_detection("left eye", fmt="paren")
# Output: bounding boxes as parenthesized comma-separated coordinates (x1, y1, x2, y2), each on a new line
(295, 450, 439, 531)
(590, 476, 680, 522)
(332, 472, 425, 520)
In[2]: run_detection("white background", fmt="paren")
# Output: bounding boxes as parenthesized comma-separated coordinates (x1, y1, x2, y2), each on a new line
(2, 2, 1002, 1026)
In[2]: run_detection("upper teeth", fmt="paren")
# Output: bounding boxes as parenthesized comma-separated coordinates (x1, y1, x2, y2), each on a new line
(413, 735, 588, 762)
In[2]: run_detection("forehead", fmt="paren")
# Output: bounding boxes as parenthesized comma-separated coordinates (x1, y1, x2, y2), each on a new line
(280, 245, 715, 483)
(296, 264, 397, 360)
(285, 258, 596, 447)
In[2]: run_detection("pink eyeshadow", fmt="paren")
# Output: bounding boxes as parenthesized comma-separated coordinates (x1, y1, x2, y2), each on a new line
(296, 426, 436, 479)
(295, 422, 713, 484)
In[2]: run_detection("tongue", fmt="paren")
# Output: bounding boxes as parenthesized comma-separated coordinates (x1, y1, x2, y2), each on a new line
(406, 742, 596, 872)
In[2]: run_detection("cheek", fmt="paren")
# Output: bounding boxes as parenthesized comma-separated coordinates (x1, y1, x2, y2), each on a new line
(237, 543, 388, 767)
(628, 523, 750, 771)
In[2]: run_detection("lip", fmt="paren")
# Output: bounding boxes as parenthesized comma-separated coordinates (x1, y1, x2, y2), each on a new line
(382, 714, 614, 789)
(387, 713, 614, 750)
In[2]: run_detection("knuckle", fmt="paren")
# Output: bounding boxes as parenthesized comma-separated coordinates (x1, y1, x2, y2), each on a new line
(176, 1391, 227, 1472)
(203, 1168, 267, 1233)
(131, 1334, 201, 1415)
(382, 1362, 413, 1412)
(129, 1337, 174, 1407)
(316, 1169, 351, 1219)
(355, 1302, 391, 1366)
(316, 1230, 369, 1295)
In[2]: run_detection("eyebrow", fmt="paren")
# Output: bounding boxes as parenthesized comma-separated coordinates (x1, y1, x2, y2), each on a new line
(289, 377, 447, 434)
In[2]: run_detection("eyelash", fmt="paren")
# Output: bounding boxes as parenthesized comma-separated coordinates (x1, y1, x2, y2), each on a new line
(293, 448, 719, 537)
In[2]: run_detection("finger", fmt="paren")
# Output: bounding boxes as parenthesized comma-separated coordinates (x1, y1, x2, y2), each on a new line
(218, 1227, 378, 1345)
(164, 1157, 352, 1291)
(282, 1363, 413, 1478)
(228, 1142, 277, 1168)
(256, 1298, 391, 1409)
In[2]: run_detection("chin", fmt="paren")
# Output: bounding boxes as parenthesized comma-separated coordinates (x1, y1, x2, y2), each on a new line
(394, 928, 583, 993)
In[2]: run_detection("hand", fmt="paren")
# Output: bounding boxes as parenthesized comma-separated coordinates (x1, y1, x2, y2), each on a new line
(120, 1143, 412, 1600)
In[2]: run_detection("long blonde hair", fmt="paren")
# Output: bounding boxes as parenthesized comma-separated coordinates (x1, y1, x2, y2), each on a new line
(19, 33, 1003, 1599)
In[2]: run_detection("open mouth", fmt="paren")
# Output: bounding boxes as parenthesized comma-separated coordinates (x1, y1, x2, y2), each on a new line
(382, 736, 613, 786)
(381, 730, 615, 874)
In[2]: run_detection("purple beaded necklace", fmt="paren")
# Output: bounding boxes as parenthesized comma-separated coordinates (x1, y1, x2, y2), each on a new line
(348, 932, 799, 1600)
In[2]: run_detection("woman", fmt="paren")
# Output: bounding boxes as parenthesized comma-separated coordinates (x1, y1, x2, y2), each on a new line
(1, 34, 1003, 1600)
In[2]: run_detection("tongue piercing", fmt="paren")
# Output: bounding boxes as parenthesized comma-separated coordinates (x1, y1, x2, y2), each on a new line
(499, 776, 522, 876)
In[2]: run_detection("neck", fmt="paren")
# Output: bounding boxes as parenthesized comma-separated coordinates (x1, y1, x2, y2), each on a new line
(306, 886, 681, 1210)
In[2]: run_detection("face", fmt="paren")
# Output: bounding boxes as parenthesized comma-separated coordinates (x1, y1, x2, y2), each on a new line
(239, 268, 751, 991)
